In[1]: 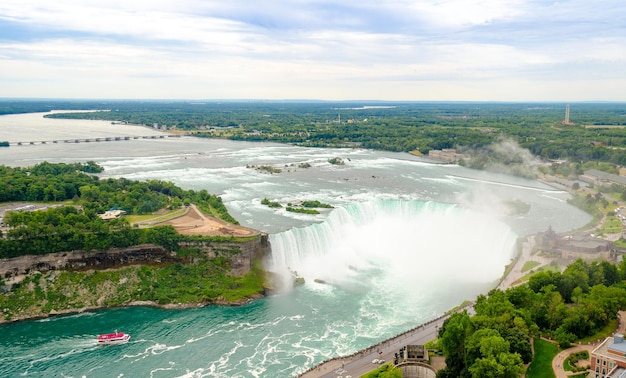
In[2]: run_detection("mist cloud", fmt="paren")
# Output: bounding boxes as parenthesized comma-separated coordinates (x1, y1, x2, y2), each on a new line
(460, 136, 543, 179)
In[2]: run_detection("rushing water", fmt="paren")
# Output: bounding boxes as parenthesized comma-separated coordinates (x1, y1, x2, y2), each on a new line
(0, 112, 591, 377)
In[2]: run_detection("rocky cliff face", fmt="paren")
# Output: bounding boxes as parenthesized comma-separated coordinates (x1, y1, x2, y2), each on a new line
(1, 234, 269, 280)
(178, 234, 269, 276)
(0, 245, 176, 280)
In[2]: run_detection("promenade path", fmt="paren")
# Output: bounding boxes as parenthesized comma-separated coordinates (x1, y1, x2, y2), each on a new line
(551, 310, 626, 377)
(298, 310, 454, 378)
(551, 343, 596, 378)
(497, 235, 555, 291)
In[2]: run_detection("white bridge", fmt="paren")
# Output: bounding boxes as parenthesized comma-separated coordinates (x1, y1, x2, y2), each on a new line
(10, 134, 181, 146)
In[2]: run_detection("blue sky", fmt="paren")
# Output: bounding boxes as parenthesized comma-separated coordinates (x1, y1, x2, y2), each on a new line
(1, 0, 625, 101)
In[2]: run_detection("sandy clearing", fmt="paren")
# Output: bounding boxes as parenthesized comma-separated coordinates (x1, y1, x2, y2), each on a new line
(158, 204, 258, 237)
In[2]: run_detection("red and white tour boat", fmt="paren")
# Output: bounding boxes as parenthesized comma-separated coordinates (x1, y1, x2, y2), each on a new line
(97, 330, 131, 345)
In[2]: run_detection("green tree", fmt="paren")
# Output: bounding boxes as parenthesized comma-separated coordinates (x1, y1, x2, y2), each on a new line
(467, 334, 524, 378)
(438, 311, 472, 377)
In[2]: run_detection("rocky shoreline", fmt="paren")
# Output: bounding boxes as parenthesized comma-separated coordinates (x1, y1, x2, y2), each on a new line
(1, 234, 270, 324)
(1, 290, 266, 325)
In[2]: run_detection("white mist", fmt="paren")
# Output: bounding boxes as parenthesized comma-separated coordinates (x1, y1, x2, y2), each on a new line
(268, 200, 517, 324)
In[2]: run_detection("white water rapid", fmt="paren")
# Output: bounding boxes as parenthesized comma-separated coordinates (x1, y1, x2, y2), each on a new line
(269, 200, 517, 322)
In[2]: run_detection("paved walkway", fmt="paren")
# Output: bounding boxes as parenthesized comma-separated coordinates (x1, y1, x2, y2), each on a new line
(298, 313, 452, 378)
(550, 311, 626, 377)
(551, 342, 596, 378)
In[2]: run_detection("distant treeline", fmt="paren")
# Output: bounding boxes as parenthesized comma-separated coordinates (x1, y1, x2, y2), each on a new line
(18, 100, 625, 166)
(0, 162, 238, 258)
(0, 99, 108, 115)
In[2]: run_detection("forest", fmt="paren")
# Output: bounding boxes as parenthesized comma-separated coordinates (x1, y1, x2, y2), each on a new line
(0, 162, 237, 258)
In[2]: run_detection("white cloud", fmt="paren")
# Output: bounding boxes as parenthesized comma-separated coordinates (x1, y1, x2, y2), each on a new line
(406, 0, 527, 28)
(0, 0, 625, 100)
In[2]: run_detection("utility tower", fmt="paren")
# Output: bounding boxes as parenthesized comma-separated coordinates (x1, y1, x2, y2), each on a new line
(562, 104, 574, 125)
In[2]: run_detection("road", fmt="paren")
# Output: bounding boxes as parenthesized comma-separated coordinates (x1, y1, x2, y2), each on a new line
(298, 312, 452, 378)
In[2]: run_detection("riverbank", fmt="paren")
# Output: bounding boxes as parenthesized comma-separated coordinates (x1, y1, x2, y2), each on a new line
(1, 292, 266, 325)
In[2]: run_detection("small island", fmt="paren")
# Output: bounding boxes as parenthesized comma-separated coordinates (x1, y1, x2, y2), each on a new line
(261, 198, 334, 215)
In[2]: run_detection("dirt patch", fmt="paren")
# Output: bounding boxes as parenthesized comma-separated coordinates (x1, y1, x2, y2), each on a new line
(159, 205, 258, 237)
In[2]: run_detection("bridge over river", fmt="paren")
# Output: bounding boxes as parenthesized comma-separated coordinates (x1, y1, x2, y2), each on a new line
(10, 134, 181, 146)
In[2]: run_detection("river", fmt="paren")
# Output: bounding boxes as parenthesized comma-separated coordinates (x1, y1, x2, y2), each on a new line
(0, 111, 591, 377)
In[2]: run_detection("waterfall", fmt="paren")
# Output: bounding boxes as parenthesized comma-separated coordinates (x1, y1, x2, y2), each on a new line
(268, 200, 518, 300)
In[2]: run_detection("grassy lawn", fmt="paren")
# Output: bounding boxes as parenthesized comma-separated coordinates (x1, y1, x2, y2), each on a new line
(126, 207, 188, 224)
(599, 216, 623, 234)
(360, 363, 401, 378)
(512, 264, 560, 286)
(126, 214, 159, 223)
(526, 338, 557, 378)
(522, 261, 541, 272)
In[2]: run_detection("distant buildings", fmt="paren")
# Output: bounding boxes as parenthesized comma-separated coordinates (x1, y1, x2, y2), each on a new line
(580, 170, 626, 187)
(537, 225, 626, 262)
(99, 209, 127, 220)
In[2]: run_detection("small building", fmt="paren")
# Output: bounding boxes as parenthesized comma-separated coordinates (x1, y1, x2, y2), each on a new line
(427, 149, 463, 163)
(99, 209, 127, 221)
(395, 344, 436, 378)
(590, 334, 626, 377)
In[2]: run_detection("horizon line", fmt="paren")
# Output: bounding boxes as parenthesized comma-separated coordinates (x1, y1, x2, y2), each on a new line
(1, 97, 625, 104)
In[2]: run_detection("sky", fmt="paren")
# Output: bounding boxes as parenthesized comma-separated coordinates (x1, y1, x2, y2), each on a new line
(0, 1, 625, 101)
